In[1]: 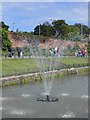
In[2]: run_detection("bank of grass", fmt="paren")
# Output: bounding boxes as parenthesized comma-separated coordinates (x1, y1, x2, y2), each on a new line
(54, 67, 89, 80)
(2, 57, 88, 77)
(60, 57, 88, 65)
(2, 58, 38, 77)
(1, 67, 89, 87)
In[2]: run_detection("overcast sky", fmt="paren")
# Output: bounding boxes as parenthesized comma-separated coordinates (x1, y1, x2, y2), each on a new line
(1, 2, 88, 32)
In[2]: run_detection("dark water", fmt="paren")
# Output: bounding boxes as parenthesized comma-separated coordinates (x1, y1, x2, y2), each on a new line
(1, 75, 88, 118)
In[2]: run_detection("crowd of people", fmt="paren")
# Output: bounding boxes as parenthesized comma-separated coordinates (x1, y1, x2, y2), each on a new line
(75, 49, 87, 57)
(53, 47, 87, 57)
(8, 45, 87, 58)
(8, 45, 22, 58)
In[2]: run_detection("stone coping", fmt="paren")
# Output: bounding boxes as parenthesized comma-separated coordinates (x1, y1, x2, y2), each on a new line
(0, 66, 88, 82)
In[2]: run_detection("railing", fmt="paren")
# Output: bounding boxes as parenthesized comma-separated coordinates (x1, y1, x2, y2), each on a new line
(1, 63, 89, 77)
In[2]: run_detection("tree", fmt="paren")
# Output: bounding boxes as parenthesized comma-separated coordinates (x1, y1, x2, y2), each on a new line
(34, 25, 40, 35)
(67, 25, 80, 40)
(87, 42, 90, 55)
(1, 28, 12, 52)
(52, 19, 68, 37)
(34, 22, 54, 37)
(0, 21, 9, 30)
(74, 23, 89, 35)
(60, 24, 70, 39)
(0, 21, 11, 52)
(52, 19, 67, 27)
(33, 19, 90, 40)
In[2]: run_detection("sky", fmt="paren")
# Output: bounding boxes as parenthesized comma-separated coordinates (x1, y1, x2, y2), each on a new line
(1, 2, 88, 32)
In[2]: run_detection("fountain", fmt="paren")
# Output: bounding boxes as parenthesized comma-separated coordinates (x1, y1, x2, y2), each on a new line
(30, 38, 63, 102)
(37, 94, 58, 102)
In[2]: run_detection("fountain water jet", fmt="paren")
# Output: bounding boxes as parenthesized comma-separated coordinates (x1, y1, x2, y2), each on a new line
(30, 39, 63, 102)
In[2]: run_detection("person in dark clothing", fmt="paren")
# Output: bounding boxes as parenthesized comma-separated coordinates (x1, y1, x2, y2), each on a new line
(17, 46, 22, 58)
(11, 46, 15, 58)
(46, 95, 50, 101)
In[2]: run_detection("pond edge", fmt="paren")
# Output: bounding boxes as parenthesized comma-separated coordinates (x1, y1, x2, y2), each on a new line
(0, 66, 89, 87)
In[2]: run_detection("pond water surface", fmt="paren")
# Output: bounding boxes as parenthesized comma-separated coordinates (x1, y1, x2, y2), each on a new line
(1, 75, 88, 118)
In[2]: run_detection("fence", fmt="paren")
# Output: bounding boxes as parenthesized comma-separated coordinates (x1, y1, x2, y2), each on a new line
(2, 62, 90, 77)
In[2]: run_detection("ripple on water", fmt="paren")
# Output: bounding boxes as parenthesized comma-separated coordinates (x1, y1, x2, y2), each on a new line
(59, 93, 70, 97)
(0, 107, 8, 111)
(21, 94, 33, 97)
(10, 109, 35, 116)
(81, 95, 88, 99)
(58, 111, 75, 118)
(0, 97, 16, 101)
(58, 93, 88, 100)
(41, 92, 50, 96)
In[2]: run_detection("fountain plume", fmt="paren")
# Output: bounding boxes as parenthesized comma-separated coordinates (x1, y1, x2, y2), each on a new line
(30, 38, 63, 96)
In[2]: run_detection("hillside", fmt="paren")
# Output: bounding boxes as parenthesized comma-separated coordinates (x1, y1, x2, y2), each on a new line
(8, 32, 87, 50)
(39, 38, 87, 50)
(8, 32, 29, 47)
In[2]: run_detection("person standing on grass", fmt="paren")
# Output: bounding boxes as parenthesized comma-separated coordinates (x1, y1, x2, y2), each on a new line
(78, 49, 82, 57)
(20, 50, 23, 58)
(82, 49, 86, 57)
(54, 47, 58, 56)
(75, 50, 78, 57)
(17, 45, 22, 58)
(11, 46, 15, 58)
(57, 48, 60, 57)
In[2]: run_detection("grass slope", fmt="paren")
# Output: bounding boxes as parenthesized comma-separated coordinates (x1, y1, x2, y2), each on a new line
(2, 57, 88, 77)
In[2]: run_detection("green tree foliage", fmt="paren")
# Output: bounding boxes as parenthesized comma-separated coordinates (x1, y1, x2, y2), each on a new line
(0, 21, 12, 52)
(67, 25, 80, 40)
(87, 41, 90, 55)
(52, 20, 80, 39)
(74, 23, 89, 35)
(1, 28, 12, 52)
(34, 21, 54, 37)
(0, 21, 9, 30)
(34, 19, 84, 40)
(52, 19, 68, 36)
(42, 23, 54, 37)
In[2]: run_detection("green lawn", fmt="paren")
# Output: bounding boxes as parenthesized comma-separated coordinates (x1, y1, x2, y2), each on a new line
(60, 57, 88, 65)
(2, 58, 38, 77)
(1, 57, 88, 77)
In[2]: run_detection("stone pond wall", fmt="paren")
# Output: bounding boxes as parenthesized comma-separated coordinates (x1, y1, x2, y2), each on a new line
(0, 66, 88, 87)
